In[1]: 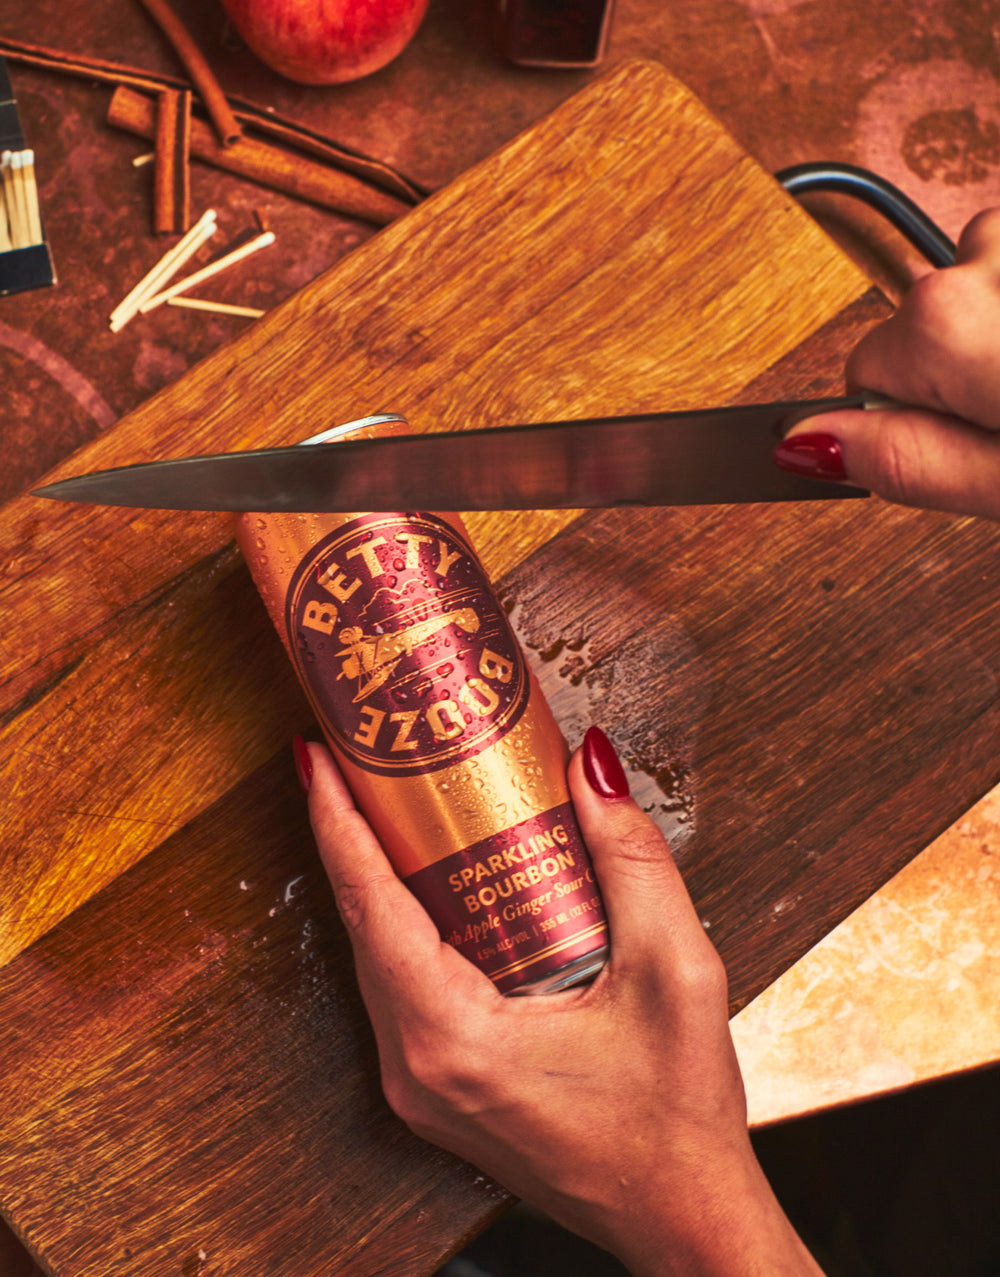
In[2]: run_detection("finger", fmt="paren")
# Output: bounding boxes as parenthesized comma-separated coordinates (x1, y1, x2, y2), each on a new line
(303, 740, 489, 1013)
(953, 206, 1000, 267)
(568, 729, 711, 976)
(776, 405, 1000, 519)
(844, 269, 1000, 431)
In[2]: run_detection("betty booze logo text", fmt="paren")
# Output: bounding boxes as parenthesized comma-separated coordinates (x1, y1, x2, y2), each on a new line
(286, 513, 529, 775)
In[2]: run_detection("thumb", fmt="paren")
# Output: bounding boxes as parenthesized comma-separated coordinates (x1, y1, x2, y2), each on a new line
(774, 405, 1000, 520)
(569, 727, 710, 977)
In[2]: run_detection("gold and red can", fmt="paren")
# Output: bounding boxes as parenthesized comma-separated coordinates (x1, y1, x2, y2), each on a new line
(236, 415, 608, 994)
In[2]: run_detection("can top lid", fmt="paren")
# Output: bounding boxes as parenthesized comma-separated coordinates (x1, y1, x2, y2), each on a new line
(299, 415, 407, 447)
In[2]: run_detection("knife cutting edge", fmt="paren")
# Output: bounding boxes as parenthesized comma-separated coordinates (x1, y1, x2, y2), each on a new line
(32, 397, 870, 513)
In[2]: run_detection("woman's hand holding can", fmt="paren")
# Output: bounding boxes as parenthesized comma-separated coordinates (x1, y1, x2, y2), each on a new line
(298, 728, 823, 1276)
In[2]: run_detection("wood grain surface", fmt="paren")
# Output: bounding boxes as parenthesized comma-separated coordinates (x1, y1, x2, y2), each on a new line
(504, 293, 1000, 1012)
(0, 749, 512, 1277)
(6, 56, 999, 1277)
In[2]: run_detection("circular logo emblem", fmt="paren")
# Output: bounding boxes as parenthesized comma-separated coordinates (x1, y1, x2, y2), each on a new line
(286, 513, 529, 775)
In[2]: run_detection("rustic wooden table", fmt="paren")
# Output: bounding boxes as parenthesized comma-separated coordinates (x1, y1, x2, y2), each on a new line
(1, 1, 999, 1274)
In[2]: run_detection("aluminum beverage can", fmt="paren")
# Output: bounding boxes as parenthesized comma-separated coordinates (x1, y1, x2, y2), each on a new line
(236, 415, 609, 995)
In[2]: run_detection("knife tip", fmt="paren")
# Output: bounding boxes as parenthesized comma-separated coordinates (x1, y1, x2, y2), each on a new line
(31, 480, 103, 505)
(31, 483, 73, 502)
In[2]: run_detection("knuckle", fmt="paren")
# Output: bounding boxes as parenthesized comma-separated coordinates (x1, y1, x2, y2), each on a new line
(377, 1022, 490, 1136)
(396, 1020, 492, 1114)
(956, 206, 1000, 260)
(380, 1065, 423, 1128)
(870, 415, 927, 507)
(331, 868, 395, 936)
(381, 1073, 458, 1144)
(900, 270, 960, 371)
(872, 424, 914, 506)
(670, 940, 729, 1005)
(905, 264, 949, 319)
(855, 264, 998, 431)
(612, 822, 674, 876)
(333, 880, 367, 933)
(399, 1035, 450, 1094)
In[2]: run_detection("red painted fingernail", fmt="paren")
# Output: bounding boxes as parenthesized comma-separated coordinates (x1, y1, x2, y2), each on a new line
(292, 735, 313, 793)
(582, 726, 630, 799)
(773, 432, 847, 481)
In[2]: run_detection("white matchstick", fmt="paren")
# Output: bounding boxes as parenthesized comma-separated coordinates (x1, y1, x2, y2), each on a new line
(0, 188, 11, 253)
(1, 152, 23, 248)
(139, 231, 276, 313)
(20, 150, 43, 246)
(9, 151, 32, 247)
(110, 208, 217, 331)
(166, 296, 265, 318)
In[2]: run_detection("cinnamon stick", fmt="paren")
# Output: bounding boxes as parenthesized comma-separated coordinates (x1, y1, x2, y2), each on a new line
(136, 0, 242, 148)
(0, 36, 427, 204)
(153, 88, 191, 234)
(0, 36, 166, 93)
(108, 86, 410, 226)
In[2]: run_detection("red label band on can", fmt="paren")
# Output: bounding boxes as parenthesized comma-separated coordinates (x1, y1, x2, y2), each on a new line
(405, 801, 607, 990)
(237, 417, 608, 994)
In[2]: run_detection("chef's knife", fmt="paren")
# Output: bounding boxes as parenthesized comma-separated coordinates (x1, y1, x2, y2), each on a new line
(33, 397, 868, 512)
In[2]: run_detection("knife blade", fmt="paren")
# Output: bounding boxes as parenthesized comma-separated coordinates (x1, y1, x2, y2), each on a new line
(32, 397, 868, 512)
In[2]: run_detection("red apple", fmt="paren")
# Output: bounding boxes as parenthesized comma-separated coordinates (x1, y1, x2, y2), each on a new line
(219, 0, 431, 85)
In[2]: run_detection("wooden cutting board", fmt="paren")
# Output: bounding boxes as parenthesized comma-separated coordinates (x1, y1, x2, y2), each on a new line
(4, 58, 1000, 1276)
(0, 58, 870, 966)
